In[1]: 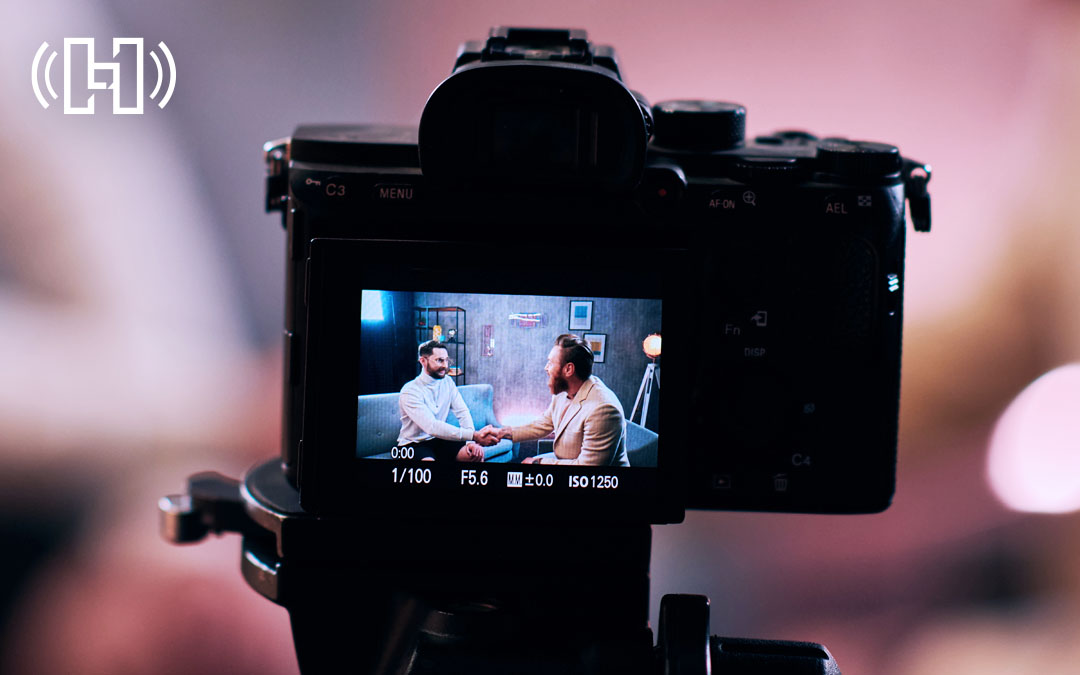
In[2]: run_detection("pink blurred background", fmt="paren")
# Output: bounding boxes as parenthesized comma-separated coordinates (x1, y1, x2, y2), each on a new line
(2, 0, 1079, 672)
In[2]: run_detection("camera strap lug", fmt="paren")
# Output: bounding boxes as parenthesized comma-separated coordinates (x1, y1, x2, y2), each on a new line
(264, 137, 291, 215)
(903, 159, 932, 233)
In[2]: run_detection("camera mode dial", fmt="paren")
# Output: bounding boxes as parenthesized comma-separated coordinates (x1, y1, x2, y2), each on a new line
(652, 100, 746, 151)
(816, 139, 901, 179)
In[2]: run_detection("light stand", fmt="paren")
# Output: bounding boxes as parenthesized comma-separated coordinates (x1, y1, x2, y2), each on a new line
(630, 334, 662, 429)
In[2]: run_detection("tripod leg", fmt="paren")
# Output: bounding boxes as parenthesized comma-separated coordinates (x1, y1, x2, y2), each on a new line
(641, 364, 654, 429)
(630, 363, 652, 423)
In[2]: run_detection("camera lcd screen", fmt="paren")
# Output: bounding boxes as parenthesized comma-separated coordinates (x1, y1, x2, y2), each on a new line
(302, 238, 685, 518)
(356, 289, 662, 493)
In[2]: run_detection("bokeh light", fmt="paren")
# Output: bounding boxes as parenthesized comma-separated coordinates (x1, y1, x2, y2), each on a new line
(987, 364, 1080, 514)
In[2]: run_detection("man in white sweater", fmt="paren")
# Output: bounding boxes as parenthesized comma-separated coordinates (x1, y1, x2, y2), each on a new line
(397, 340, 496, 461)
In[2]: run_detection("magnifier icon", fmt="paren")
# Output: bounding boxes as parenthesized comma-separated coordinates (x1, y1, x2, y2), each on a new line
(743, 190, 756, 206)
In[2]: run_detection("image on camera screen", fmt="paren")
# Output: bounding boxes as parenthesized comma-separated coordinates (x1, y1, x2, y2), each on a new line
(357, 290, 661, 468)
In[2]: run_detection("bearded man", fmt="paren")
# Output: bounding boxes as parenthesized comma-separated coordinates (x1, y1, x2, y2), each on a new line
(486, 334, 629, 466)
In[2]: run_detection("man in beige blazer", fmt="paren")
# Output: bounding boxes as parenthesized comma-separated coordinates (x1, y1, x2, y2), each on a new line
(487, 334, 630, 466)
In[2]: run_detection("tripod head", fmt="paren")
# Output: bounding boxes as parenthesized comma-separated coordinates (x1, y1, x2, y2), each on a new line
(161, 461, 840, 673)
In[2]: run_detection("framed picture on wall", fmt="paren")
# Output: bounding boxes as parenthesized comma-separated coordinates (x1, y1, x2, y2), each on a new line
(583, 333, 607, 363)
(569, 301, 593, 331)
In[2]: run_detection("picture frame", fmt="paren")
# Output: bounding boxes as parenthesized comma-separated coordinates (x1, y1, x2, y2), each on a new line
(568, 300, 593, 331)
(583, 333, 607, 363)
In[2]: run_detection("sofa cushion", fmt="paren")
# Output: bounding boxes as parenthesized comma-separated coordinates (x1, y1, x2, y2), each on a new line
(357, 383, 514, 462)
(444, 385, 498, 430)
(625, 421, 658, 468)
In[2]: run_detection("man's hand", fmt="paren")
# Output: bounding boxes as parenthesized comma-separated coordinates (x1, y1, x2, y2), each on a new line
(473, 425, 503, 447)
(522, 455, 537, 465)
(472, 426, 494, 446)
(456, 442, 485, 462)
(488, 425, 513, 442)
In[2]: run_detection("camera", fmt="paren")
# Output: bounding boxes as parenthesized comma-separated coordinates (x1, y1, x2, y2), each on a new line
(264, 26, 930, 520)
(163, 26, 930, 673)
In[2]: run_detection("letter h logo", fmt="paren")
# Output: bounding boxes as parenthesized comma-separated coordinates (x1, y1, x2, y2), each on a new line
(32, 38, 176, 114)
(65, 38, 142, 114)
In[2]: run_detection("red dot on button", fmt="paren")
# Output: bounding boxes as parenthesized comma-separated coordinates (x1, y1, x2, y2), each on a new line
(657, 188, 668, 197)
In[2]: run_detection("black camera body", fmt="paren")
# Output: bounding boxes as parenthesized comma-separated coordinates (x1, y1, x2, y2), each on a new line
(264, 27, 930, 522)
(163, 26, 930, 673)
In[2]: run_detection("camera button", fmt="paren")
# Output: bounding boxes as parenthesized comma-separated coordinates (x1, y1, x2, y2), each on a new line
(639, 165, 686, 213)
(720, 319, 745, 342)
(790, 453, 813, 468)
(373, 182, 420, 203)
(706, 187, 764, 213)
(821, 193, 857, 217)
(291, 171, 359, 207)
(711, 474, 733, 490)
(772, 473, 791, 493)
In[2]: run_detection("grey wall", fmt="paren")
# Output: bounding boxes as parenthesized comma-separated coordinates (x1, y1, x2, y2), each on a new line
(414, 292, 661, 429)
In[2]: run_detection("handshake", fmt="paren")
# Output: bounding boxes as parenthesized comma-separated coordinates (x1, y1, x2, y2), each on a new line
(471, 424, 511, 447)
(454, 425, 511, 463)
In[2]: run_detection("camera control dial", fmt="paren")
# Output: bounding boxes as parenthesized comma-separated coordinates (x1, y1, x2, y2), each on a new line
(652, 100, 746, 151)
(816, 139, 902, 179)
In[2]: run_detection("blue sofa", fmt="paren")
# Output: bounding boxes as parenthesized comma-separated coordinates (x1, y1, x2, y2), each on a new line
(624, 421, 658, 468)
(357, 383, 659, 466)
(357, 384, 517, 462)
